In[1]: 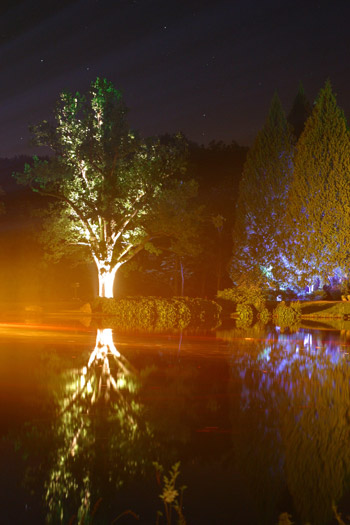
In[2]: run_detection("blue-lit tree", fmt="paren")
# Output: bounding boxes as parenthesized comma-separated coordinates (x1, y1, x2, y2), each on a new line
(230, 93, 294, 288)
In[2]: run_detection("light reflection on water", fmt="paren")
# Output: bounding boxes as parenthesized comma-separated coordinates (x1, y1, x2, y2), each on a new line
(1, 320, 350, 524)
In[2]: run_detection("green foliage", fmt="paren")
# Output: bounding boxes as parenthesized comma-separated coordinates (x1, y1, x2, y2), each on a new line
(218, 283, 266, 312)
(289, 300, 301, 316)
(153, 461, 186, 525)
(93, 296, 158, 328)
(273, 301, 301, 329)
(91, 296, 221, 331)
(235, 317, 253, 329)
(180, 297, 222, 325)
(236, 303, 254, 323)
(288, 80, 350, 284)
(230, 92, 294, 287)
(257, 307, 271, 324)
(14, 78, 201, 297)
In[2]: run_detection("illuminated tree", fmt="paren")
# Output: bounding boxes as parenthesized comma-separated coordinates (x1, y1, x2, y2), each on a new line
(288, 80, 350, 285)
(14, 78, 199, 297)
(230, 93, 294, 287)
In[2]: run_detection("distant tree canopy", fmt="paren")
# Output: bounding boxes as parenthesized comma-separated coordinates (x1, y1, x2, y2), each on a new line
(187, 140, 247, 295)
(14, 78, 201, 298)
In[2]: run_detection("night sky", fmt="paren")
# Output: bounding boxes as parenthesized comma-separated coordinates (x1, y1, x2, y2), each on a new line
(2, 0, 350, 158)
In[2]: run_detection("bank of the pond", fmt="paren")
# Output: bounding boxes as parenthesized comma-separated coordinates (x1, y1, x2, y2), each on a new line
(5, 298, 350, 326)
(300, 300, 350, 319)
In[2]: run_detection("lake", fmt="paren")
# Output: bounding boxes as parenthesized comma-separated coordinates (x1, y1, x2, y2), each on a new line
(1, 317, 350, 524)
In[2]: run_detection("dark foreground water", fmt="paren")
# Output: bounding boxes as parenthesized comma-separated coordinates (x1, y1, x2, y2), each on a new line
(1, 318, 350, 524)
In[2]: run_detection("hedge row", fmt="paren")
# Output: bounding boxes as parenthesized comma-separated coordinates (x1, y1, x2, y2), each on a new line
(91, 296, 222, 331)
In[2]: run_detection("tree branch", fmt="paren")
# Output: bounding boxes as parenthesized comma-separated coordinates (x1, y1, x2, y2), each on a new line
(112, 191, 147, 242)
(117, 233, 166, 264)
(34, 188, 98, 244)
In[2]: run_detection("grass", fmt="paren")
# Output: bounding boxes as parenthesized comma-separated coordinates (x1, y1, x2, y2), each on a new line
(300, 300, 350, 318)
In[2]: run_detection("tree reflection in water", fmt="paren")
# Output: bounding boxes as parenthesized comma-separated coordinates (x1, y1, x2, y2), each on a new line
(223, 324, 350, 525)
(44, 327, 152, 523)
(7, 321, 350, 524)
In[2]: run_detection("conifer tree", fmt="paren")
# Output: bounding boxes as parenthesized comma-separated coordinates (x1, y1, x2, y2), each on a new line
(288, 80, 350, 285)
(288, 82, 312, 140)
(230, 93, 294, 287)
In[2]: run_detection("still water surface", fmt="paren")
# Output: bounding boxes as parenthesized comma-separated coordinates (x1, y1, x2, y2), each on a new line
(1, 319, 350, 524)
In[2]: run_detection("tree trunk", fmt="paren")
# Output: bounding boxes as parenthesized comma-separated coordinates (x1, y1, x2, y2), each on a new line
(180, 258, 184, 296)
(96, 262, 120, 298)
(173, 256, 179, 295)
(216, 229, 223, 292)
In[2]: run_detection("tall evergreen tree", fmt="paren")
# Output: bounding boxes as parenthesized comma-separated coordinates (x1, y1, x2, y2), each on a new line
(288, 80, 350, 285)
(287, 82, 312, 140)
(230, 93, 294, 287)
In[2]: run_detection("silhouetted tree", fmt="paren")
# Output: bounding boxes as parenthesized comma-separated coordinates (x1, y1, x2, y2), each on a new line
(287, 82, 312, 140)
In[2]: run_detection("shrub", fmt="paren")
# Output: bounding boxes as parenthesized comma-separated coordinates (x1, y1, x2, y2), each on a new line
(91, 296, 221, 331)
(177, 297, 221, 325)
(290, 300, 302, 316)
(236, 303, 253, 323)
(218, 284, 266, 312)
(235, 317, 253, 329)
(273, 301, 301, 329)
(258, 307, 271, 324)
